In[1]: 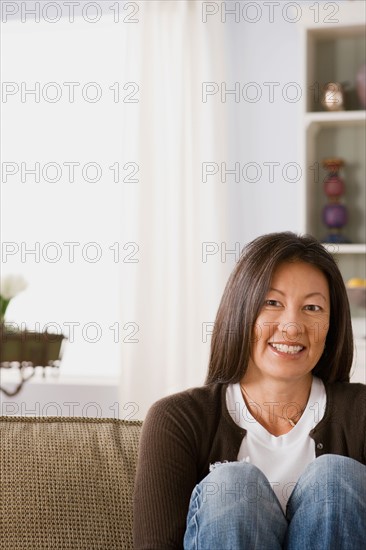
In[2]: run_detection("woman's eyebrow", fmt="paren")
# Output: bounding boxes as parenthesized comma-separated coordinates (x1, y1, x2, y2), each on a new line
(269, 287, 285, 295)
(269, 288, 327, 302)
(304, 292, 327, 302)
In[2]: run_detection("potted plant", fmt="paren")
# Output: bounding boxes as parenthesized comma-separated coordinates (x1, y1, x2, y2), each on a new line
(0, 275, 66, 395)
(0, 274, 28, 325)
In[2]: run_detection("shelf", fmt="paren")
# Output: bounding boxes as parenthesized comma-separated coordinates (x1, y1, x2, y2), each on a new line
(305, 23, 366, 40)
(305, 17, 365, 113)
(301, 2, 365, 330)
(305, 111, 366, 128)
(300, 2, 366, 31)
(305, 124, 365, 243)
(322, 244, 366, 254)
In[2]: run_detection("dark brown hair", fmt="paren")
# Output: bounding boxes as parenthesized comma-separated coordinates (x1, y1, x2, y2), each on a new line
(206, 231, 353, 385)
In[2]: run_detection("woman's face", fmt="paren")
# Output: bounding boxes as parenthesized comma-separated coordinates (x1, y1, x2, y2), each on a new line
(246, 261, 330, 383)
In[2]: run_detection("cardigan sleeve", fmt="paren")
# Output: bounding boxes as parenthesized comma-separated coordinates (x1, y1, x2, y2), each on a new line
(133, 393, 202, 550)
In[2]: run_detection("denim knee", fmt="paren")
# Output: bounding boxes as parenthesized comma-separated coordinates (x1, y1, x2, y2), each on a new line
(287, 454, 366, 513)
(285, 455, 366, 550)
(199, 461, 278, 508)
(184, 462, 287, 550)
(295, 454, 365, 486)
(208, 460, 268, 483)
(303, 453, 359, 476)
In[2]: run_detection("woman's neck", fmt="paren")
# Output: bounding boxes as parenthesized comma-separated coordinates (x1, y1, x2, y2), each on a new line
(239, 374, 313, 436)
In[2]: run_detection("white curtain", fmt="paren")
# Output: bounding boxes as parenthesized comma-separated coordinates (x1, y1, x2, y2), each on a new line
(119, 1, 230, 418)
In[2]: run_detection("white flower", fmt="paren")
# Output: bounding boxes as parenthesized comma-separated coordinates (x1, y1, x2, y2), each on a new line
(0, 274, 28, 300)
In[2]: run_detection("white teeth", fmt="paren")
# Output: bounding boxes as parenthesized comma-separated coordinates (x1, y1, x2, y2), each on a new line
(270, 343, 304, 354)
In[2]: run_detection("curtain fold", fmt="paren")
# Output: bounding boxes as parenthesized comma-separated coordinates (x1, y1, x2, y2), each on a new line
(119, 1, 230, 418)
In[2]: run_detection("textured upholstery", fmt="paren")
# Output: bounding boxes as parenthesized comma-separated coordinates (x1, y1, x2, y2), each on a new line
(0, 416, 142, 550)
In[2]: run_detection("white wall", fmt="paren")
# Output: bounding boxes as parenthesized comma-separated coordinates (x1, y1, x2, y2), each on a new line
(1, 4, 128, 382)
(225, 7, 303, 250)
(0, 375, 122, 418)
(2, 2, 362, 416)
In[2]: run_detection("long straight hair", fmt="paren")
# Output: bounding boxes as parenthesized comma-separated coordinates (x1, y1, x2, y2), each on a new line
(205, 232, 353, 384)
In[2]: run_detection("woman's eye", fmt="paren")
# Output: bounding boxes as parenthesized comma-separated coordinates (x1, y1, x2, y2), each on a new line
(303, 305, 321, 312)
(264, 299, 281, 307)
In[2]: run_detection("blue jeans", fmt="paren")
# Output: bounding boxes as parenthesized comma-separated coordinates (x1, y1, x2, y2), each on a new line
(183, 455, 366, 550)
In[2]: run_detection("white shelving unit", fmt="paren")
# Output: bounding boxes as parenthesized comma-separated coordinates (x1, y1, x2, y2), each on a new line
(300, 2, 366, 383)
(322, 243, 366, 254)
(305, 110, 366, 127)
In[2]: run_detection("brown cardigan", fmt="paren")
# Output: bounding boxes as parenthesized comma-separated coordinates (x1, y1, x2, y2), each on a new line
(133, 381, 366, 549)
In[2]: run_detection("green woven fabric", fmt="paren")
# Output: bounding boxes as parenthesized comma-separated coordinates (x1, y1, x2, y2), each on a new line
(0, 416, 142, 550)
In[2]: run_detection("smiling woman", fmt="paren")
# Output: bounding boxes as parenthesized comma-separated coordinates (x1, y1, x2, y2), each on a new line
(241, 261, 331, 436)
(133, 231, 366, 550)
(206, 231, 353, 387)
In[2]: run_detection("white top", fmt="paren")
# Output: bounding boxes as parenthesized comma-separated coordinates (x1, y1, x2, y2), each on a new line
(226, 376, 327, 513)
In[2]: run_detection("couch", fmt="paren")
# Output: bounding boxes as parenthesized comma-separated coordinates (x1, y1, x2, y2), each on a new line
(0, 416, 143, 550)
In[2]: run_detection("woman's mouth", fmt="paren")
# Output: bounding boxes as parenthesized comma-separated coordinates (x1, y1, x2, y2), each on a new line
(269, 343, 305, 356)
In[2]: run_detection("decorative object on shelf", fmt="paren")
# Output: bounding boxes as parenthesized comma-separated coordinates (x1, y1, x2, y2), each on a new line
(321, 82, 345, 111)
(0, 326, 66, 397)
(0, 274, 27, 324)
(321, 158, 350, 244)
(346, 278, 366, 309)
(0, 275, 67, 396)
(356, 63, 366, 109)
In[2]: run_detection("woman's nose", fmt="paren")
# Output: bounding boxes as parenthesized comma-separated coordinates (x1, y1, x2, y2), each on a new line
(278, 310, 304, 342)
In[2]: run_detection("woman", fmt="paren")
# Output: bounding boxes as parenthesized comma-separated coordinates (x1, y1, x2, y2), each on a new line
(133, 232, 366, 549)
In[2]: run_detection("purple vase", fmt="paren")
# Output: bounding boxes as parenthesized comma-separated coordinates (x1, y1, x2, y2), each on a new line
(323, 203, 348, 228)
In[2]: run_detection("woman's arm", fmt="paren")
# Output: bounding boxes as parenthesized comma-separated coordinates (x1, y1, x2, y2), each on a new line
(133, 394, 200, 550)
